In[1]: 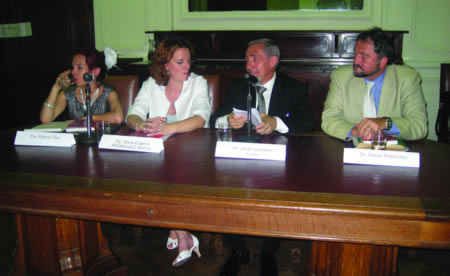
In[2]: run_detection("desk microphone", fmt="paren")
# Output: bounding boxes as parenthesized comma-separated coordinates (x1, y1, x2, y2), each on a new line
(84, 72, 94, 83)
(244, 73, 260, 86)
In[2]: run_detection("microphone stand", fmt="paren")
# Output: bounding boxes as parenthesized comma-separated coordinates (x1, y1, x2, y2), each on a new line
(238, 78, 261, 143)
(85, 84, 93, 138)
(247, 83, 252, 136)
(78, 74, 97, 145)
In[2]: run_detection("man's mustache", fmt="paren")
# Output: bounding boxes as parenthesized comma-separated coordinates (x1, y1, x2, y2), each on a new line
(353, 64, 363, 70)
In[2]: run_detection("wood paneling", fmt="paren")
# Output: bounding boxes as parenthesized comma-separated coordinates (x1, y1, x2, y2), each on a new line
(0, 0, 95, 128)
(310, 241, 398, 276)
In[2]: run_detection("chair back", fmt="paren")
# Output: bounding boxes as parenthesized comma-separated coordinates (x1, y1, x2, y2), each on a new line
(104, 75, 139, 117)
(436, 64, 450, 143)
(435, 63, 450, 144)
(204, 74, 221, 113)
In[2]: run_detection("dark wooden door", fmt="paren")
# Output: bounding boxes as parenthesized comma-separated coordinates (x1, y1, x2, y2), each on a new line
(0, 0, 95, 129)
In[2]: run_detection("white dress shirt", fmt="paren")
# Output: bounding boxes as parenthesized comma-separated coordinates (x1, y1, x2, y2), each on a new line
(127, 73, 211, 127)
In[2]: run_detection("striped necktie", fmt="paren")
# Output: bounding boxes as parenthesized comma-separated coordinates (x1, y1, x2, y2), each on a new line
(256, 86, 267, 114)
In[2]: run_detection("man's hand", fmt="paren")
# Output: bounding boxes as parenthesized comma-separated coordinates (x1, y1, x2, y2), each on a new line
(256, 113, 277, 134)
(228, 113, 247, 129)
(354, 118, 387, 140)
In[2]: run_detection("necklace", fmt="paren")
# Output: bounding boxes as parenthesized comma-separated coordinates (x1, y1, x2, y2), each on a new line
(80, 87, 100, 111)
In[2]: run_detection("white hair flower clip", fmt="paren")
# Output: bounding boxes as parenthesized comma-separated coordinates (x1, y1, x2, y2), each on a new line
(104, 46, 118, 70)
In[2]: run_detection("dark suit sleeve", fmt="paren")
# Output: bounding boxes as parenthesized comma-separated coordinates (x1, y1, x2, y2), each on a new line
(268, 73, 315, 133)
(210, 79, 251, 128)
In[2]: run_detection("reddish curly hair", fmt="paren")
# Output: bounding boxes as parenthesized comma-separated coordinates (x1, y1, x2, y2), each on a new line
(150, 36, 195, 86)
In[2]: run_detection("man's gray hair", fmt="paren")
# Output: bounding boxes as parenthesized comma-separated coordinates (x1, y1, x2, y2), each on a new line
(248, 38, 280, 66)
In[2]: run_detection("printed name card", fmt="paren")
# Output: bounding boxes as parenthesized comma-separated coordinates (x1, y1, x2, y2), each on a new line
(343, 148, 420, 168)
(14, 131, 76, 147)
(215, 141, 286, 161)
(99, 134, 164, 153)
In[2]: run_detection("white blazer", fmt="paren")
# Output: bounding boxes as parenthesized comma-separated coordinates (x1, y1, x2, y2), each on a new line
(127, 73, 211, 127)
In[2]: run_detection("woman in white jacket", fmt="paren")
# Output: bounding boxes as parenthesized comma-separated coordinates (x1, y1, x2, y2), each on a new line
(126, 37, 210, 267)
(127, 37, 210, 136)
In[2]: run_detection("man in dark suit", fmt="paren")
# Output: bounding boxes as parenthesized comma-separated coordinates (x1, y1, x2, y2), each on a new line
(210, 39, 315, 134)
(211, 39, 315, 276)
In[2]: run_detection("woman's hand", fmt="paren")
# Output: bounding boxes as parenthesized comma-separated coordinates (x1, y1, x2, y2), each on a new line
(139, 117, 167, 135)
(55, 69, 73, 89)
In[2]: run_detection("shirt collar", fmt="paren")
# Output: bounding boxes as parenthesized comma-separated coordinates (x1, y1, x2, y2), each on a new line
(364, 70, 386, 87)
(261, 72, 276, 94)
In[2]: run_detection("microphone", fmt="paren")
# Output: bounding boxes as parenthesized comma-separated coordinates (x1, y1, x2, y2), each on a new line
(244, 73, 260, 86)
(83, 73, 94, 84)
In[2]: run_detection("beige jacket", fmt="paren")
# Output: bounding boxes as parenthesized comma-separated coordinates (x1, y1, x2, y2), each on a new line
(321, 64, 428, 140)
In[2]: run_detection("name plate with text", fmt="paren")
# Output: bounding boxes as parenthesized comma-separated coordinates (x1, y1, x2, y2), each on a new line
(215, 141, 286, 161)
(343, 148, 420, 168)
(14, 131, 76, 147)
(99, 134, 164, 153)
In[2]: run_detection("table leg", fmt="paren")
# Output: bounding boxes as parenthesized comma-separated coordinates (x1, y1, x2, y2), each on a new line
(14, 214, 126, 275)
(309, 241, 398, 276)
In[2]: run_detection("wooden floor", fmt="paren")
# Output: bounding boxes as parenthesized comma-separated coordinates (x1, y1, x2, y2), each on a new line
(104, 225, 450, 276)
(105, 226, 309, 276)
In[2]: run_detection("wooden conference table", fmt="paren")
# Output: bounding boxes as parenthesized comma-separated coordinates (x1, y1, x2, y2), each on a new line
(0, 128, 449, 275)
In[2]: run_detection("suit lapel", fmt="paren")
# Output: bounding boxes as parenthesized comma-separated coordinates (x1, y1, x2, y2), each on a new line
(378, 66, 396, 116)
(350, 77, 366, 118)
(268, 74, 283, 115)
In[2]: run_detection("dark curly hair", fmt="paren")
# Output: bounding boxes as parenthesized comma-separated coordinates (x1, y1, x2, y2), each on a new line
(356, 27, 399, 65)
(73, 49, 107, 82)
(150, 36, 195, 86)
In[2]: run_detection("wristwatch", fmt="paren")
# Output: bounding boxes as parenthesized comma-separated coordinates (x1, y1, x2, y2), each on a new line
(383, 117, 393, 130)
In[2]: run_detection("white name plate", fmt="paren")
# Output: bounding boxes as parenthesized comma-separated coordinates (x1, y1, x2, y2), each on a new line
(215, 141, 286, 161)
(14, 131, 75, 147)
(99, 134, 164, 153)
(343, 148, 420, 168)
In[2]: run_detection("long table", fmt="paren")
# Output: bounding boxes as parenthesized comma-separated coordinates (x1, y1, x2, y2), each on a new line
(1, 128, 449, 275)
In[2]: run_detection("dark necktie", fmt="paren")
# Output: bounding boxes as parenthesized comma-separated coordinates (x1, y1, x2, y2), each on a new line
(256, 86, 267, 114)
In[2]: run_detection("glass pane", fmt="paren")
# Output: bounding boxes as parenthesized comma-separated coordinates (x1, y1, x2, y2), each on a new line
(189, 0, 364, 12)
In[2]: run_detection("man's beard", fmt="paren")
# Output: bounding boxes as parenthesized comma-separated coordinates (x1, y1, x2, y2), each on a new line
(353, 59, 381, 78)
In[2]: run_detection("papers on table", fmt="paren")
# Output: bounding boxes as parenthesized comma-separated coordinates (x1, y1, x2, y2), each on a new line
(18, 124, 170, 151)
(65, 119, 95, 133)
(24, 120, 93, 133)
(346, 137, 418, 167)
(351, 136, 409, 151)
(358, 135, 399, 145)
(24, 121, 71, 132)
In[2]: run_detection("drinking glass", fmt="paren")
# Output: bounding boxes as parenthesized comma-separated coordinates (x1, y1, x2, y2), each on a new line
(96, 121, 110, 142)
(216, 122, 232, 141)
(371, 130, 387, 150)
(58, 73, 73, 90)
